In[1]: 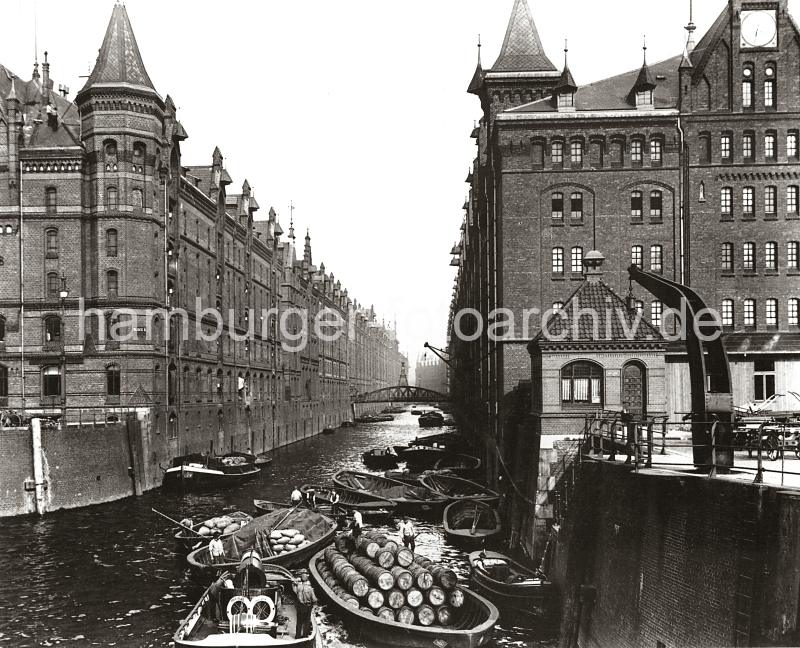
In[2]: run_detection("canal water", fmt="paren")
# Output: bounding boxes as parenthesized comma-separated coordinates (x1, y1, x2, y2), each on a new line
(0, 411, 558, 648)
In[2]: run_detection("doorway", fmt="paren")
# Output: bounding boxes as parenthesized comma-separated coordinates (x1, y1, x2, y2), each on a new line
(621, 361, 647, 419)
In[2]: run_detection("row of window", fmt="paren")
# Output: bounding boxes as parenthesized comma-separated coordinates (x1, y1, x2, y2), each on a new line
(719, 186, 798, 218)
(551, 191, 665, 221)
(720, 241, 799, 272)
(742, 62, 777, 110)
(701, 130, 797, 164)
(104, 187, 144, 210)
(551, 245, 665, 275)
(42, 271, 118, 300)
(544, 137, 663, 168)
(43, 228, 120, 257)
(721, 298, 799, 327)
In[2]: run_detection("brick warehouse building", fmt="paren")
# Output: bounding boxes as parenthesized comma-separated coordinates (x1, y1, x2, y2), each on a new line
(0, 6, 404, 476)
(449, 0, 800, 482)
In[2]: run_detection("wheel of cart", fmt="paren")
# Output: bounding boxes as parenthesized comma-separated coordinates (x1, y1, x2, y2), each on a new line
(763, 433, 782, 461)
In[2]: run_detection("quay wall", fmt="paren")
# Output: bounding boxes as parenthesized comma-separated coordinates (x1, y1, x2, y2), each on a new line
(0, 400, 352, 518)
(552, 460, 800, 648)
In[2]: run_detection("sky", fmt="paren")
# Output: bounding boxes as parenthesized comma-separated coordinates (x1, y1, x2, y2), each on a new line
(4, 0, 798, 373)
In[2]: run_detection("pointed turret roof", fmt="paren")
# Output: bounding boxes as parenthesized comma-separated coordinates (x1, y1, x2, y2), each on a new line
(467, 40, 484, 94)
(492, 0, 556, 73)
(631, 48, 657, 92)
(78, 3, 157, 98)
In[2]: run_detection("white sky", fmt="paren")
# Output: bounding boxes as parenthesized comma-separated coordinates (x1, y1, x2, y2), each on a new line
(4, 0, 798, 369)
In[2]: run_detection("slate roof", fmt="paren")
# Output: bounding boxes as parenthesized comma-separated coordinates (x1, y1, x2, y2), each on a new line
(536, 280, 663, 345)
(491, 0, 556, 73)
(79, 3, 157, 96)
(508, 54, 682, 113)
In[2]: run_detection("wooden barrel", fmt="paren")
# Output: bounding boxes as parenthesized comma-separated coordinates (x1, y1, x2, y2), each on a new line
(416, 604, 436, 626)
(449, 587, 465, 609)
(382, 539, 399, 553)
(365, 588, 385, 610)
(395, 547, 414, 568)
(376, 607, 395, 621)
(396, 606, 415, 625)
(376, 549, 395, 569)
(334, 534, 354, 554)
(355, 536, 380, 559)
(435, 605, 454, 625)
(386, 588, 405, 609)
(427, 585, 446, 606)
(429, 563, 458, 590)
(406, 562, 434, 590)
(405, 588, 424, 608)
(350, 555, 395, 591)
(390, 567, 413, 591)
(359, 606, 372, 615)
(341, 568, 369, 598)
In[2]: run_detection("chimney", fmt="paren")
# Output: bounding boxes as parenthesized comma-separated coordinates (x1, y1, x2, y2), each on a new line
(582, 250, 605, 283)
(42, 51, 51, 90)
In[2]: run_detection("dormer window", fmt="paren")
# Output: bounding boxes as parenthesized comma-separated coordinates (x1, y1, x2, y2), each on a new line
(636, 89, 653, 107)
(557, 92, 574, 109)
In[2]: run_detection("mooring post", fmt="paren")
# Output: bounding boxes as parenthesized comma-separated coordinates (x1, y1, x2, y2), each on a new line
(30, 418, 47, 515)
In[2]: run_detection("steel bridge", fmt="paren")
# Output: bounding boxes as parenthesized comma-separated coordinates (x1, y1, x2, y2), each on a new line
(353, 385, 449, 404)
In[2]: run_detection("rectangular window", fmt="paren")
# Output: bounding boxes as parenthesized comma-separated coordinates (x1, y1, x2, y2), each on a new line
(650, 245, 663, 273)
(106, 230, 118, 257)
(765, 186, 777, 217)
(551, 142, 563, 165)
(721, 243, 733, 272)
(754, 359, 775, 401)
(788, 132, 799, 160)
(789, 298, 799, 326)
(765, 242, 777, 270)
(47, 273, 59, 299)
(651, 301, 663, 328)
(45, 188, 57, 215)
(742, 187, 754, 217)
(45, 229, 58, 256)
(630, 192, 643, 219)
(743, 134, 754, 160)
(721, 134, 731, 160)
(788, 241, 799, 270)
(631, 245, 643, 268)
(720, 188, 732, 217)
(552, 248, 564, 275)
(558, 93, 574, 108)
(744, 299, 756, 327)
(722, 300, 734, 327)
(551, 193, 564, 220)
(743, 242, 755, 271)
(788, 187, 799, 215)
(743, 81, 753, 108)
(650, 139, 662, 164)
(43, 367, 61, 397)
(631, 140, 643, 163)
(765, 134, 777, 160)
(764, 80, 775, 108)
(766, 299, 778, 326)
(570, 141, 583, 165)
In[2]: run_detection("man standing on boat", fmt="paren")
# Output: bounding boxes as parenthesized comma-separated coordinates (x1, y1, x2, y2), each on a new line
(398, 516, 416, 552)
(290, 486, 302, 506)
(351, 509, 363, 539)
(329, 490, 341, 516)
(293, 569, 317, 635)
(209, 536, 225, 564)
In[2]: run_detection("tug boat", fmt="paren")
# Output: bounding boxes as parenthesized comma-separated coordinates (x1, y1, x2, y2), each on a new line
(162, 453, 261, 492)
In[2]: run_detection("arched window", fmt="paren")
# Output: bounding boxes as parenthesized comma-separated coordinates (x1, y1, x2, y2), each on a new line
(765, 186, 777, 218)
(743, 131, 755, 160)
(788, 241, 799, 271)
(131, 188, 143, 210)
(106, 364, 121, 397)
(630, 138, 643, 164)
(721, 242, 734, 272)
(132, 142, 146, 173)
(765, 242, 778, 270)
(551, 141, 564, 165)
(720, 133, 732, 162)
(107, 270, 119, 298)
(105, 186, 118, 210)
(552, 247, 564, 275)
(744, 298, 756, 327)
(609, 139, 623, 167)
(45, 228, 58, 257)
(561, 361, 603, 406)
(570, 140, 583, 165)
(720, 187, 733, 217)
(551, 192, 564, 220)
(650, 190, 663, 219)
(46, 272, 59, 299)
(721, 299, 734, 327)
(650, 137, 663, 164)
(742, 64, 754, 109)
(766, 298, 778, 327)
(571, 246, 583, 274)
(743, 242, 755, 271)
(570, 192, 583, 220)
(0, 363, 7, 399)
(216, 369, 224, 399)
(699, 134, 711, 164)
(45, 187, 57, 214)
(650, 245, 663, 273)
(788, 187, 800, 216)
(42, 366, 61, 397)
(651, 301, 663, 327)
(106, 229, 118, 257)
(630, 191, 643, 219)
(631, 245, 643, 268)
(788, 131, 799, 160)
(788, 298, 799, 327)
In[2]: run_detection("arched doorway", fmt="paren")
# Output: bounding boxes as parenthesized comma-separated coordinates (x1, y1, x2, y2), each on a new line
(621, 361, 647, 420)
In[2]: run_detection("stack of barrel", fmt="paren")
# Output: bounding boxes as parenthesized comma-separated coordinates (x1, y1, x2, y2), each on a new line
(317, 530, 463, 626)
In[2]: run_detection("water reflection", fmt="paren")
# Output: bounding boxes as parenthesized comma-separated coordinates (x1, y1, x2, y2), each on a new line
(0, 411, 556, 648)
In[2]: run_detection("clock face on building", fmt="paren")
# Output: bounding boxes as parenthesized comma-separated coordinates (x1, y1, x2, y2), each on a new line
(740, 9, 778, 48)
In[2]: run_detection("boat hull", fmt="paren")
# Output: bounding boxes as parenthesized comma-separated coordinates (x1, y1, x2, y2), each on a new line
(308, 549, 498, 648)
(163, 465, 260, 492)
(443, 501, 503, 550)
(331, 470, 446, 516)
